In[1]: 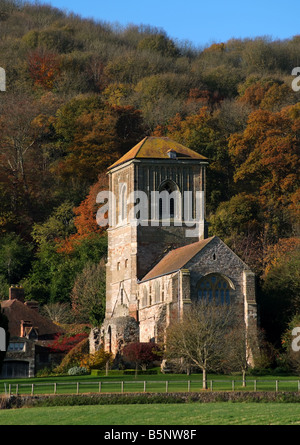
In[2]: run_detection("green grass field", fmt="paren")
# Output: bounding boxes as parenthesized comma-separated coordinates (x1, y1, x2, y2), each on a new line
(2, 373, 300, 425)
(1, 402, 300, 425)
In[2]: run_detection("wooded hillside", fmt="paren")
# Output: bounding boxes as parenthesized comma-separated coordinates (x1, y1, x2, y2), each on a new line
(0, 0, 299, 350)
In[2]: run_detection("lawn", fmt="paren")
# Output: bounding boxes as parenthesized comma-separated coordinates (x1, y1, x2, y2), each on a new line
(1, 402, 300, 425)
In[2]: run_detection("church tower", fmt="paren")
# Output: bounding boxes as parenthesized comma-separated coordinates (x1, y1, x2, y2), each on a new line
(92, 136, 257, 359)
(105, 137, 208, 321)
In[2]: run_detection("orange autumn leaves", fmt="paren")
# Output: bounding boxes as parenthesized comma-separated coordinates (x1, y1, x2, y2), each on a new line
(28, 50, 61, 90)
(228, 105, 299, 212)
(56, 173, 108, 254)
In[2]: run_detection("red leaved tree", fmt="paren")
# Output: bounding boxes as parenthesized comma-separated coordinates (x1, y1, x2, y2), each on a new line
(50, 332, 88, 353)
(122, 342, 161, 373)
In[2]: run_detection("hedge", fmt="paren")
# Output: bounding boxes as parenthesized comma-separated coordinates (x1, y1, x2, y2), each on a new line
(2, 391, 300, 409)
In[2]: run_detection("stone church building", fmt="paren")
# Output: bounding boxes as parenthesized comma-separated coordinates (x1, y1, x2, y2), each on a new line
(90, 136, 258, 360)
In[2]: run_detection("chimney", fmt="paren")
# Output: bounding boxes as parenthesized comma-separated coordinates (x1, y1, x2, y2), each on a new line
(9, 285, 24, 302)
(20, 320, 32, 338)
(25, 301, 39, 312)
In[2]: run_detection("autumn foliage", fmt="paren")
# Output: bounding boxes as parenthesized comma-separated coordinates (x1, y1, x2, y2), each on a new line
(50, 332, 88, 353)
(80, 348, 113, 371)
(28, 50, 61, 90)
(0, 2, 299, 353)
(57, 173, 108, 253)
(122, 342, 161, 370)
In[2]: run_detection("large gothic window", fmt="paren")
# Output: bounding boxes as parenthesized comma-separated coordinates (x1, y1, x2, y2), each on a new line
(197, 274, 234, 305)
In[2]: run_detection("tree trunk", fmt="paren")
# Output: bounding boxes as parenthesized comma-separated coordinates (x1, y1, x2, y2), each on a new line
(202, 368, 207, 390)
(242, 369, 246, 387)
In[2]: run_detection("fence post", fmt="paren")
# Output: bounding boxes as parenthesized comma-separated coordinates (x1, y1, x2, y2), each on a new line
(16, 384, 18, 396)
(77, 382, 79, 394)
(54, 383, 57, 394)
(188, 380, 190, 392)
(99, 382, 101, 393)
(254, 380, 257, 391)
(121, 381, 124, 393)
(298, 380, 300, 392)
(8, 384, 11, 396)
(144, 381, 146, 393)
(275, 380, 278, 392)
(166, 381, 168, 393)
(232, 380, 235, 391)
(31, 384, 34, 396)
(210, 380, 213, 391)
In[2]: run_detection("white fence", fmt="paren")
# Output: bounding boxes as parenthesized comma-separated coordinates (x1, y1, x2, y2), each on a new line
(2, 379, 300, 396)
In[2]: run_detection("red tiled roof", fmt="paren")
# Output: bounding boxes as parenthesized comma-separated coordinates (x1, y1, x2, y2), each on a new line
(108, 136, 208, 170)
(0, 299, 64, 339)
(141, 236, 215, 281)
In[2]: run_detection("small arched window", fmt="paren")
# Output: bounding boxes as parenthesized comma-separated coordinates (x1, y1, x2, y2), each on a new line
(158, 180, 179, 220)
(120, 184, 127, 222)
(154, 282, 160, 303)
(125, 259, 128, 268)
(142, 288, 148, 307)
(197, 273, 234, 305)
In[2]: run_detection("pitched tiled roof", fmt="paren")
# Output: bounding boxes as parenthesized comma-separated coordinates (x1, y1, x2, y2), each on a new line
(108, 136, 208, 170)
(0, 299, 64, 339)
(140, 236, 215, 282)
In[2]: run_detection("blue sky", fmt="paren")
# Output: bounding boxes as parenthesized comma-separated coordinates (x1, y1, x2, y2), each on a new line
(37, 0, 299, 48)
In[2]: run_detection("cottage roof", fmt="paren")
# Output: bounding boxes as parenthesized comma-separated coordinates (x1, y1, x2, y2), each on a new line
(108, 136, 208, 170)
(0, 299, 64, 339)
(140, 236, 215, 282)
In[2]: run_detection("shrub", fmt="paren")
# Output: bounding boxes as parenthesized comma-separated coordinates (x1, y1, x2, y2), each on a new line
(68, 366, 89, 375)
(248, 367, 272, 376)
(90, 369, 103, 376)
(54, 337, 89, 374)
(123, 369, 158, 375)
(50, 332, 88, 353)
(36, 367, 54, 377)
(80, 348, 113, 371)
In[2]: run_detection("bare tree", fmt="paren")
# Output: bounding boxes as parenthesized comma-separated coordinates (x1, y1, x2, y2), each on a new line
(223, 322, 259, 386)
(40, 302, 73, 324)
(165, 300, 235, 389)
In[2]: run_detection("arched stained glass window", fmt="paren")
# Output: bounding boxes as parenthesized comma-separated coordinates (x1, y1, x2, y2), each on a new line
(197, 274, 234, 305)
